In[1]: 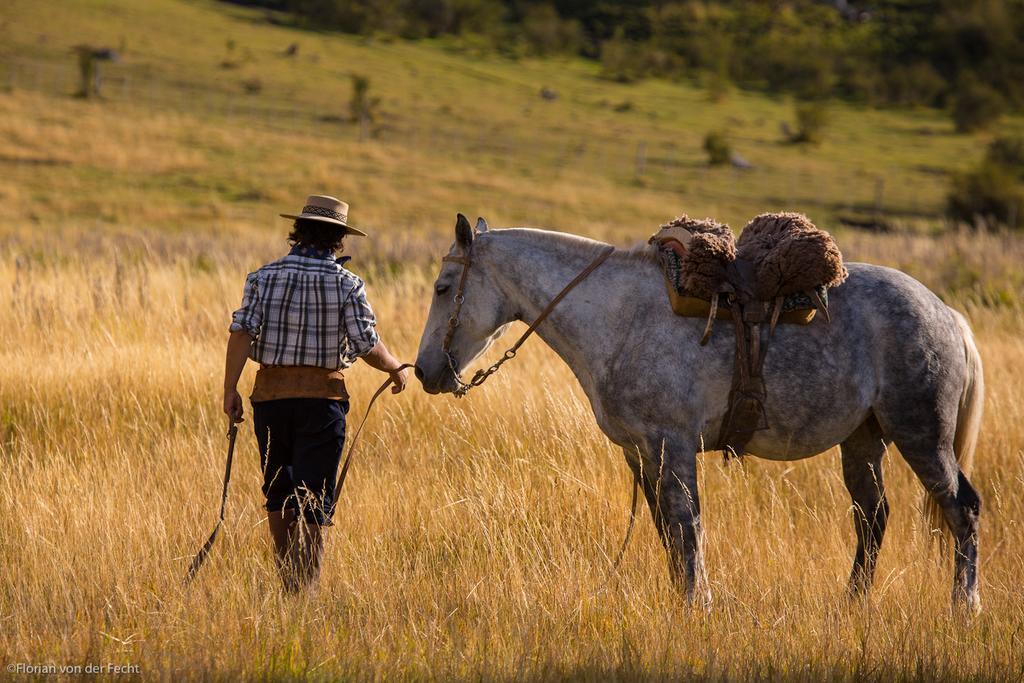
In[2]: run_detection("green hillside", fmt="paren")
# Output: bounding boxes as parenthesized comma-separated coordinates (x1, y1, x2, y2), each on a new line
(1, 0, 1021, 249)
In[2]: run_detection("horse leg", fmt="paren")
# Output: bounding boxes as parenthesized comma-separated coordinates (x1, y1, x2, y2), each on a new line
(839, 416, 890, 596)
(632, 436, 711, 608)
(887, 428, 981, 611)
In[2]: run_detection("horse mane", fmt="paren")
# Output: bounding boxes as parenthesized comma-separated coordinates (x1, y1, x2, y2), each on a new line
(485, 227, 661, 264)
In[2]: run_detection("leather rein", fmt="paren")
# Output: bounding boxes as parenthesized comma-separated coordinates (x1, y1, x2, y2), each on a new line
(188, 243, 637, 587)
(440, 242, 616, 397)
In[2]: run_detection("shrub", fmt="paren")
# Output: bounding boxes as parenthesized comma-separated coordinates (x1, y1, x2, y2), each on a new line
(757, 33, 836, 100)
(947, 164, 1024, 229)
(599, 29, 645, 83)
(241, 78, 262, 95)
(521, 5, 582, 56)
(705, 67, 730, 103)
(790, 102, 828, 144)
(74, 48, 98, 98)
(986, 136, 1024, 170)
(703, 131, 731, 166)
(952, 80, 1005, 132)
(947, 136, 1024, 228)
(349, 74, 380, 140)
(883, 62, 946, 107)
(73, 46, 118, 98)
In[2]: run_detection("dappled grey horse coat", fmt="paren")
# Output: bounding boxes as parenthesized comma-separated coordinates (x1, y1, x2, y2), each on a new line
(416, 220, 983, 612)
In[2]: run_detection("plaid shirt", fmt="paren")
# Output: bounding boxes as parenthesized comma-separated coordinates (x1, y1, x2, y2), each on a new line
(229, 245, 380, 370)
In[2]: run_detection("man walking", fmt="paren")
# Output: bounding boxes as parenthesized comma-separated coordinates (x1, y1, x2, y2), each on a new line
(223, 194, 408, 592)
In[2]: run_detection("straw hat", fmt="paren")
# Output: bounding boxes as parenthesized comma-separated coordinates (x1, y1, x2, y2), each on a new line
(280, 195, 367, 237)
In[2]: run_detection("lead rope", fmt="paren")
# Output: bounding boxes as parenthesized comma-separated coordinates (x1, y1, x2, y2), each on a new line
(185, 366, 414, 585)
(334, 364, 416, 495)
(338, 365, 639, 594)
(183, 368, 630, 593)
(322, 362, 643, 595)
(184, 422, 238, 584)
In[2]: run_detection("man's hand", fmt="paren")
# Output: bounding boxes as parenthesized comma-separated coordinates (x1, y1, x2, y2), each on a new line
(361, 340, 411, 394)
(223, 388, 244, 423)
(389, 366, 409, 394)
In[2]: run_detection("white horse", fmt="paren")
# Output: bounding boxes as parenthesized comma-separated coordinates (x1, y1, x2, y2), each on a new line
(415, 215, 984, 611)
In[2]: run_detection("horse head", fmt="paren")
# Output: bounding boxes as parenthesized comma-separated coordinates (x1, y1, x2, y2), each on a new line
(415, 213, 513, 394)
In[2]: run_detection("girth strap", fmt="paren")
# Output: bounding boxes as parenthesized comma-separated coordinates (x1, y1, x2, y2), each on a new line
(703, 257, 774, 456)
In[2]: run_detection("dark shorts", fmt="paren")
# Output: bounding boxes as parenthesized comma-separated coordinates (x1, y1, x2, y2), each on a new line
(252, 398, 349, 526)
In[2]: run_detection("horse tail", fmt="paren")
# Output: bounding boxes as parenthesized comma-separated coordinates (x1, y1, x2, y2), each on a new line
(925, 310, 984, 535)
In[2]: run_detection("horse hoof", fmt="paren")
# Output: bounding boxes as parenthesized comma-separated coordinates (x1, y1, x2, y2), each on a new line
(951, 588, 981, 618)
(691, 589, 713, 613)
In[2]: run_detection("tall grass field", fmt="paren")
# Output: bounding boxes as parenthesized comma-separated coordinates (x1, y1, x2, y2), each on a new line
(2, 0, 1023, 679)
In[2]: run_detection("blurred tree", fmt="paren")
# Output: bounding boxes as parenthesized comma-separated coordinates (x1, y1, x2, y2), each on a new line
(986, 136, 1024, 169)
(73, 45, 119, 98)
(952, 78, 1005, 132)
(599, 28, 644, 82)
(261, 0, 1024, 112)
(349, 74, 380, 141)
(703, 131, 731, 165)
(790, 102, 829, 144)
(947, 137, 1024, 229)
(521, 4, 582, 55)
(882, 62, 946, 107)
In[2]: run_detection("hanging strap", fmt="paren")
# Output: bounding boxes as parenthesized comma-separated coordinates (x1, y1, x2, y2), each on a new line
(184, 422, 238, 584)
(335, 364, 416, 495)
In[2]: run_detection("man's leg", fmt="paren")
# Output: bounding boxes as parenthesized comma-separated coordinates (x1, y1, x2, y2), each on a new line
(291, 516, 324, 589)
(289, 399, 348, 591)
(267, 508, 299, 592)
(254, 400, 301, 592)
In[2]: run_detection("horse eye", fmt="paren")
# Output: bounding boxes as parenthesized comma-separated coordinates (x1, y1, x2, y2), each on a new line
(435, 283, 449, 295)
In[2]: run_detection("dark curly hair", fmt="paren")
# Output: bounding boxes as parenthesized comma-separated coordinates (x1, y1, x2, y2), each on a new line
(288, 218, 347, 253)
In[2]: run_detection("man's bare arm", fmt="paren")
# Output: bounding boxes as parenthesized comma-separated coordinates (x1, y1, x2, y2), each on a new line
(223, 330, 252, 421)
(360, 340, 409, 394)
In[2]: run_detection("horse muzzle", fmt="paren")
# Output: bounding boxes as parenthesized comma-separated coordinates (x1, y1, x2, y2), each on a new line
(414, 362, 459, 395)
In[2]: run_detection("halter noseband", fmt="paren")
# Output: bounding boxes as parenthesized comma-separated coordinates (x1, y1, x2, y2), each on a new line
(440, 250, 476, 395)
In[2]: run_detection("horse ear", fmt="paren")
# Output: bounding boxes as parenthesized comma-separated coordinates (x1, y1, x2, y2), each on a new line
(475, 216, 489, 233)
(455, 213, 474, 247)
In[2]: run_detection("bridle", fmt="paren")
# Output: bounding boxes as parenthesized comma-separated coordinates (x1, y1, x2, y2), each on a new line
(440, 240, 616, 397)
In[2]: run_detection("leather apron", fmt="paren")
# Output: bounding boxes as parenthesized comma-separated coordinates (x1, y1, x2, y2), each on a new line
(250, 365, 348, 402)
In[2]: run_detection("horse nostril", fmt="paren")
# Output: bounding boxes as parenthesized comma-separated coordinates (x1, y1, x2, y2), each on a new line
(414, 365, 425, 381)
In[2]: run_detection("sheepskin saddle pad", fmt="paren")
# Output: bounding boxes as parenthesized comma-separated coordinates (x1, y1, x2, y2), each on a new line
(648, 212, 848, 457)
(649, 212, 848, 327)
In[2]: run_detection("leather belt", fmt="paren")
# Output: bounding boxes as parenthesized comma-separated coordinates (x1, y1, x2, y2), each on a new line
(250, 365, 348, 402)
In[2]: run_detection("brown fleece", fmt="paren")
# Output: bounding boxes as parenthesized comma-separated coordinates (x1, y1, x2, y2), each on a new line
(736, 212, 848, 300)
(680, 232, 736, 299)
(660, 215, 734, 242)
(658, 215, 737, 299)
(652, 212, 845, 301)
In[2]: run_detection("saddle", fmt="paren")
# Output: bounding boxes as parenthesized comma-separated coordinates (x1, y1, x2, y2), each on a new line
(650, 212, 847, 457)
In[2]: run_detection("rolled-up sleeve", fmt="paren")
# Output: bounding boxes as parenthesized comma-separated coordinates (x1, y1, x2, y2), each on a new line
(341, 279, 379, 362)
(229, 271, 262, 337)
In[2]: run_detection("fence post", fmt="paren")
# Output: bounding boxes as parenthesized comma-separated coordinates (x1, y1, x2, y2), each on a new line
(635, 141, 647, 179)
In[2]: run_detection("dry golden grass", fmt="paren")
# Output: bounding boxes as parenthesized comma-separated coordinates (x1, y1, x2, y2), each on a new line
(3, 0, 1024, 678)
(2, 230, 1024, 680)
